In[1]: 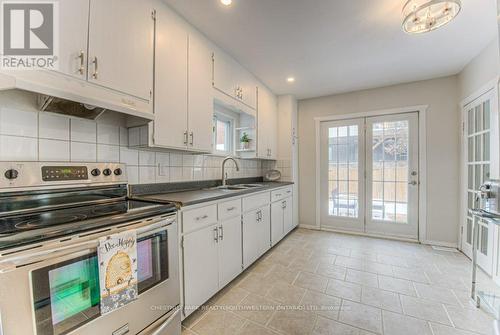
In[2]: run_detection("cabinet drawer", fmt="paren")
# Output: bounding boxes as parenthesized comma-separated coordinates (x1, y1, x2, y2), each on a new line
(271, 186, 293, 202)
(243, 192, 270, 212)
(183, 204, 217, 233)
(218, 199, 241, 221)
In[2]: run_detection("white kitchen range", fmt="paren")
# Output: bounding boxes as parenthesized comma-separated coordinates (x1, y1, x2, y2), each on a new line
(0, 0, 499, 334)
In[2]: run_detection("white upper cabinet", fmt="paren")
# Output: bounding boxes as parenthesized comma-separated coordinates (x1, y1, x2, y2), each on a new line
(257, 85, 278, 159)
(188, 32, 214, 153)
(153, 5, 188, 149)
(57, 0, 89, 79)
(212, 50, 257, 110)
(88, 0, 154, 101)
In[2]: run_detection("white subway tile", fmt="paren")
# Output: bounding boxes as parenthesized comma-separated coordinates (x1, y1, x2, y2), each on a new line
(39, 113, 70, 140)
(139, 166, 156, 184)
(128, 128, 140, 146)
(170, 167, 182, 182)
(71, 119, 96, 143)
(71, 142, 97, 162)
(97, 144, 120, 163)
(139, 151, 155, 166)
(170, 153, 183, 167)
(39, 139, 70, 161)
(97, 124, 120, 145)
(157, 165, 169, 183)
(120, 147, 139, 165)
(0, 135, 37, 161)
(119, 127, 129, 146)
(193, 155, 204, 167)
(182, 154, 194, 167)
(193, 167, 203, 180)
(0, 108, 38, 137)
(155, 152, 169, 166)
(182, 167, 193, 181)
(127, 166, 139, 184)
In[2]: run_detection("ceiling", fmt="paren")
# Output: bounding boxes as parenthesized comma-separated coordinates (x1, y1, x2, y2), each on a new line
(163, 0, 498, 99)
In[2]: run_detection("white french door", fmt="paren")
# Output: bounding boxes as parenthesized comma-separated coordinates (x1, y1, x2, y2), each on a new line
(320, 112, 420, 240)
(461, 91, 495, 275)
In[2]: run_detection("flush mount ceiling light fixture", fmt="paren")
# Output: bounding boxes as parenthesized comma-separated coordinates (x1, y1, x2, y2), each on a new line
(287, 77, 295, 83)
(402, 0, 461, 34)
(220, 0, 232, 6)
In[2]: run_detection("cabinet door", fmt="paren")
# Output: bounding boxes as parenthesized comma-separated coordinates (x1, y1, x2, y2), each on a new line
(271, 201, 284, 246)
(153, 5, 188, 149)
(219, 217, 242, 288)
(88, 0, 154, 100)
(258, 86, 277, 159)
(237, 68, 257, 109)
(212, 50, 236, 98)
(242, 210, 261, 268)
(188, 32, 214, 153)
(258, 205, 271, 254)
(283, 197, 294, 234)
(57, 0, 89, 79)
(183, 224, 219, 312)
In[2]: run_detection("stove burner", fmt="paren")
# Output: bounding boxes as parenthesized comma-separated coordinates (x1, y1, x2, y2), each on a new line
(14, 213, 88, 230)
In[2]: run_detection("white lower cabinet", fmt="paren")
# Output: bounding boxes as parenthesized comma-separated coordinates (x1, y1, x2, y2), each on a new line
(271, 196, 293, 246)
(283, 197, 295, 234)
(183, 223, 219, 312)
(219, 216, 243, 287)
(243, 205, 270, 268)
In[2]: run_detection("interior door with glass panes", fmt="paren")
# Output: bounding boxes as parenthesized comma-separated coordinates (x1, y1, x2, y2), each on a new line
(320, 119, 366, 232)
(462, 92, 495, 275)
(365, 113, 419, 239)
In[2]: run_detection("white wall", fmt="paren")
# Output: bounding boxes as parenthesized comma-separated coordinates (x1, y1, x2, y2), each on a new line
(0, 90, 264, 185)
(458, 38, 500, 101)
(298, 76, 460, 245)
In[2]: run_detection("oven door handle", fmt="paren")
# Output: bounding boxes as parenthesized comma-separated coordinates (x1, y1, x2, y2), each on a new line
(149, 309, 180, 335)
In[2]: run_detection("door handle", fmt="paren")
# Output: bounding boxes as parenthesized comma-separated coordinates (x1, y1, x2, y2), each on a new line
(91, 56, 98, 79)
(189, 132, 194, 146)
(77, 50, 85, 75)
(183, 131, 188, 145)
(213, 227, 219, 243)
(219, 225, 224, 241)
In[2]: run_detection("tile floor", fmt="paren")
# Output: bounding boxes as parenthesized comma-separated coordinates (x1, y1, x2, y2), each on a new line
(182, 228, 500, 335)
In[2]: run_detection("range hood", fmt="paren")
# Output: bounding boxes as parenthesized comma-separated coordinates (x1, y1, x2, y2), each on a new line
(37, 95, 106, 120)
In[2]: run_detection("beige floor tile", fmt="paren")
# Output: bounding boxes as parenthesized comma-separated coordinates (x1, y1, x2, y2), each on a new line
(248, 260, 276, 277)
(327, 246, 352, 257)
(288, 258, 321, 273)
(378, 275, 417, 296)
(413, 282, 461, 306)
(266, 280, 306, 306)
(181, 327, 196, 335)
(234, 294, 278, 325)
(377, 254, 408, 267)
(300, 289, 342, 320)
(430, 323, 478, 335)
(445, 305, 495, 335)
(338, 300, 382, 334)
(392, 266, 430, 283)
(382, 310, 432, 335)
(312, 316, 376, 335)
(400, 295, 452, 325)
(360, 286, 402, 313)
(182, 306, 210, 329)
(316, 264, 347, 280)
(346, 269, 379, 288)
(268, 309, 317, 335)
(362, 262, 394, 276)
(326, 279, 362, 302)
(335, 255, 365, 271)
(192, 310, 245, 335)
(293, 271, 329, 292)
(266, 264, 301, 285)
(213, 287, 250, 308)
(237, 273, 274, 295)
(236, 321, 280, 335)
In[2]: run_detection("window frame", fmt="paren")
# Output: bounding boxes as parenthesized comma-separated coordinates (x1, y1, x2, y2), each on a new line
(212, 111, 234, 156)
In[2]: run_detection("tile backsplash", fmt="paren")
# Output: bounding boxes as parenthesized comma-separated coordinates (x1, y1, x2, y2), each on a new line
(0, 98, 267, 184)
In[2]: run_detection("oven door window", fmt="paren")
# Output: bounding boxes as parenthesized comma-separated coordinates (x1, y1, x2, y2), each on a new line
(31, 231, 169, 335)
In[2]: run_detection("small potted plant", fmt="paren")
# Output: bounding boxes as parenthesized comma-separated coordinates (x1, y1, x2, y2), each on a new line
(240, 132, 251, 150)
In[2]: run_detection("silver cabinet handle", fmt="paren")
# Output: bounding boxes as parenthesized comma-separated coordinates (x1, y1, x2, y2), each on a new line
(213, 227, 219, 242)
(77, 50, 85, 75)
(408, 181, 418, 186)
(183, 131, 188, 145)
(219, 225, 224, 241)
(227, 206, 236, 212)
(189, 131, 194, 146)
(196, 214, 209, 221)
(92, 56, 98, 79)
(282, 201, 286, 209)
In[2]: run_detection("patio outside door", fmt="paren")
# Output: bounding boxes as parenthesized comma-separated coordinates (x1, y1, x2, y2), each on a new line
(320, 112, 420, 240)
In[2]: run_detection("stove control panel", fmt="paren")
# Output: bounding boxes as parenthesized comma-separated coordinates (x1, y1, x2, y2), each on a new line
(42, 166, 89, 181)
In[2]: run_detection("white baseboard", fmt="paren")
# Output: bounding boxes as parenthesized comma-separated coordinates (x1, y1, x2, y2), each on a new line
(421, 240, 458, 248)
(298, 224, 320, 230)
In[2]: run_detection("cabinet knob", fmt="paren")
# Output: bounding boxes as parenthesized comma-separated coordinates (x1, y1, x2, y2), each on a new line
(4, 169, 18, 180)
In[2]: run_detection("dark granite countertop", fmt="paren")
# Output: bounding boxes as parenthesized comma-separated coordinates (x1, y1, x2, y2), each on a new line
(129, 178, 293, 207)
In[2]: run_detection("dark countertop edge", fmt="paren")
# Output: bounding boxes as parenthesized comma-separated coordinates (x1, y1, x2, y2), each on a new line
(131, 181, 294, 207)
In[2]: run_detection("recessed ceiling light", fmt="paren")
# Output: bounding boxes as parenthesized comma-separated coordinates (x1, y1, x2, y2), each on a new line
(287, 77, 295, 83)
(220, 0, 232, 6)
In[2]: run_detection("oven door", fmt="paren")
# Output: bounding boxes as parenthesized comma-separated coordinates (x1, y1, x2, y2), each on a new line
(0, 214, 179, 335)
